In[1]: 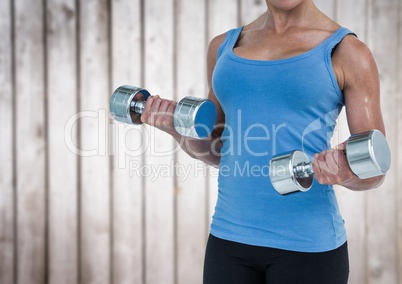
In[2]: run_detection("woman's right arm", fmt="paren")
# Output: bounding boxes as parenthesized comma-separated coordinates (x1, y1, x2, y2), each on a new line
(140, 33, 227, 168)
(171, 34, 227, 168)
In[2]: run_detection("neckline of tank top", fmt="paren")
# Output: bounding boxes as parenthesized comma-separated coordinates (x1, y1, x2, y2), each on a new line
(228, 26, 347, 65)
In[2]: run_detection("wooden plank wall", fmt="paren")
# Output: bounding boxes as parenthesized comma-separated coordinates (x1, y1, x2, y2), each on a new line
(47, 1, 78, 283)
(14, 1, 47, 283)
(0, 0, 400, 283)
(0, 0, 15, 283)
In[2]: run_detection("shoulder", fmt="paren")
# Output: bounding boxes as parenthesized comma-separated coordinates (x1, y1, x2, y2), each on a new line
(334, 34, 378, 75)
(335, 34, 376, 68)
(207, 31, 230, 65)
(208, 32, 228, 55)
(332, 33, 379, 91)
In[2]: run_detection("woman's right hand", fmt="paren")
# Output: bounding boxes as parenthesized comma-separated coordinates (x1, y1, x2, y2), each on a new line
(140, 95, 179, 137)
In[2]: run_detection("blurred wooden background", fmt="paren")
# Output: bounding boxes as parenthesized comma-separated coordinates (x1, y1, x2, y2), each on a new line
(0, 0, 401, 283)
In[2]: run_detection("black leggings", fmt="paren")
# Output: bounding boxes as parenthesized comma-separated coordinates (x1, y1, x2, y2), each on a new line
(203, 234, 349, 284)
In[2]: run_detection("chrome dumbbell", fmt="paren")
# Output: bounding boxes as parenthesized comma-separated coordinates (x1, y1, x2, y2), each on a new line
(110, 85, 217, 139)
(269, 130, 391, 195)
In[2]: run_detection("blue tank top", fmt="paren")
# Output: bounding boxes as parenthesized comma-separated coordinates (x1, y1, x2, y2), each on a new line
(210, 26, 354, 252)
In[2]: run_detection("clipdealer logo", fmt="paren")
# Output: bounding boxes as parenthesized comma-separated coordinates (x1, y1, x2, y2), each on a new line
(219, 160, 270, 178)
(63, 108, 341, 176)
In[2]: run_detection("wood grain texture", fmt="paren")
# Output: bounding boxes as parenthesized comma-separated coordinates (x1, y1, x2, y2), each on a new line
(14, 0, 46, 283)
(314, 0, 336, 19)
(0, 1, 401, 283)
(398, 2, 402, 283)
(111, 0, 144, 283)
(46, 0, 79, 283)
(0, 0, 15, 283)
(366, 0, 399, 283)
(176, 0, 208, 283)
(240, 0, 266, 25)
(143, 0, 175, 283)
(79, 0, 111, 283)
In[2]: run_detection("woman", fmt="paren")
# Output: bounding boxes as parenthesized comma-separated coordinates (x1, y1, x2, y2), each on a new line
(140, 0, 386, 282)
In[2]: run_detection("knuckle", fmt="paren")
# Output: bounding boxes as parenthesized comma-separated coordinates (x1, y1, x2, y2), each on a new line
(146, 97, 154, 106)
(154, 98, 162, 105)
(169, 101, 177, 109)
(161, 100, 169, 107)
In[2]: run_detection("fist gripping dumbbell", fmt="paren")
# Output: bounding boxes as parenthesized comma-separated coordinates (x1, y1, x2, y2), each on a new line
(269, 130, 391, 195)
(110, 85, 217, 139)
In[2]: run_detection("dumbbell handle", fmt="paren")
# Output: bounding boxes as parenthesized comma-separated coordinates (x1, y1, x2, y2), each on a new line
(130, 100, 146, 114)
(293, 149, 348, 178)
(294, 162, 314, 178)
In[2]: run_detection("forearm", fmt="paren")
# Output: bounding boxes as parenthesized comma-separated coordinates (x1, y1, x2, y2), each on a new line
(171, 132, 222, 168)
(340, 174, 385, 191)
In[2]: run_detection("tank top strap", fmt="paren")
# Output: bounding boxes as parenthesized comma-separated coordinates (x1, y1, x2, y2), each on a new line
(217, 26, 244, 60)
(324, 27, 357, 56)
(227, 26, 244, 48)
(323, 27, 357, 100)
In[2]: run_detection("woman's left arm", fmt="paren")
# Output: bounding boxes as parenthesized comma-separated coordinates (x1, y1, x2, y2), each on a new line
(312, 35, 386, 191)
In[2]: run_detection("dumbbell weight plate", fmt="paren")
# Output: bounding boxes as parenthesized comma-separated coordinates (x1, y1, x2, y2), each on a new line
(269, 150, 313, 195)
(174, 96, 217, 139)
(110, 85, 151, 124)
(346, 129, 391, 179)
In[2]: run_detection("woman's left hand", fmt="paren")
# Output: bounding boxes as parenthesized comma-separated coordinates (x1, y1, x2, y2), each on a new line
(311, 142, 355, 186)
